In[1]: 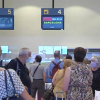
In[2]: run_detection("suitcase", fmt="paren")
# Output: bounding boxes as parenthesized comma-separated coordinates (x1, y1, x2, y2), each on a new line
(56, 91, 64, 100)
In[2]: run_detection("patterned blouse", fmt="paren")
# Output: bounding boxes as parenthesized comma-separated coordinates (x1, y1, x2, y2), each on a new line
(0, 68, 25, 100)
(66, 63, 93, 100)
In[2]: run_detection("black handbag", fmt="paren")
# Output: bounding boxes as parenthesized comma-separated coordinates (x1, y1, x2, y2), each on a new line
(43, 84, 54, 100)
(2, 69, 22, 100)
(43, 70, 64, 100)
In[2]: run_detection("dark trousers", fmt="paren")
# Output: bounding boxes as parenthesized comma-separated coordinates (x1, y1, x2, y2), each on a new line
(31, 80, 45, 98)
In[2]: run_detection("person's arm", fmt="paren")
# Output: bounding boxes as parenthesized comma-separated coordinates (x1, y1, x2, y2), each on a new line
(9, 69, 33, 100)
(60, 61, 63, 69)
(62, 67, 71, 92)
(43, 68, 46, 83)
(48, 63, 52, 78)
(43, 71, 46, 83)
(20, 89, 34, 100)
(48, 76, 52, 78)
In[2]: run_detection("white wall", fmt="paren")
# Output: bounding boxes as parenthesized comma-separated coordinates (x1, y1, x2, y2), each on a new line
(0, 0, 100, 53)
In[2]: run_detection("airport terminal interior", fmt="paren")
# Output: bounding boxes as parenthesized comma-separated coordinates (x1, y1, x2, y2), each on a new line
(0, 0, 100, 100)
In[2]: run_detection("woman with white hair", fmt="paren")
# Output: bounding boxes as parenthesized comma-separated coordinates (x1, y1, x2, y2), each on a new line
(91, 55, 100, 97)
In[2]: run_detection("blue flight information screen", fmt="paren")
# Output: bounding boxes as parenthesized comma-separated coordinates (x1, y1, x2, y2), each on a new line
(0, 8, 14, 30)
(41, 8, 64, 30)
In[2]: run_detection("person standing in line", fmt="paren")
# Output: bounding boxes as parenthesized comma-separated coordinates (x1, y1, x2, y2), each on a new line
(52, 59, 72, 100)
(91, 55, 100, 97)
(83, 58, 90, 65)
(30, 55, 46, 100)
(45, 67, 52, 83)
(62, 47, 93, 100)
(6, 48, 31, 94)
(66, 55, 72, 60)
(48, 51, 63, 79)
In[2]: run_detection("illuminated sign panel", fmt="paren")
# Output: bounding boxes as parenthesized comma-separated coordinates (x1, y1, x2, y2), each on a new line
(41, 8, 64, 30)
(39, 46, 67, 54)
(0, 8, 14, 30)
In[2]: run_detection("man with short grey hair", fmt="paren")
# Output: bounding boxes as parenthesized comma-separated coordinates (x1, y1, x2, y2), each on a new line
(18, 48, 31, 64)
(48, 50, 63, 78)
(6, 47, 31, 94)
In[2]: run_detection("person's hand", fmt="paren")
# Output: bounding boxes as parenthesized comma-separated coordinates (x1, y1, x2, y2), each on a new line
(25, 86, 28, 91)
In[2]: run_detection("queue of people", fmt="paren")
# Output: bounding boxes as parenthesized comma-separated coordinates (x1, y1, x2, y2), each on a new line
(0, 46, 100, 100)
(30, 55, 46, 100)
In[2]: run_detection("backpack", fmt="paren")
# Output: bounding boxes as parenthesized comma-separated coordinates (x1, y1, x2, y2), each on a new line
(52, 61, 61, 78)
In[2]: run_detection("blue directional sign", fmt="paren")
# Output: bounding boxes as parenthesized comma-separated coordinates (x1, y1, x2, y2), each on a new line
(0, 8, 14, 30)
(41, 8, 64, 30)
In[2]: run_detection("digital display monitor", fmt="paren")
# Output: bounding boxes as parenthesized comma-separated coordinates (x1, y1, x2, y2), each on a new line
(0, 8, 14, 30)
(1, 46, 9, 53)
(41, 8, 64, 30)
(41, 16, 64, 30)
(62, 46, 67, 54)
(0, 16, 14, 30)
(54, 46, 61, 53)
(39, 46, 53, 54)
(39, 46, 67, 54)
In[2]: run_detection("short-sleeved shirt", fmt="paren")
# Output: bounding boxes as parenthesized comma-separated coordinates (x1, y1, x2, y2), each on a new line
(48, 58, 63, 76)
(0, 68, 25, 100)
(45, 68, 52, 83)
(30, 62, 46, 79)
(7, 58, 31, 88)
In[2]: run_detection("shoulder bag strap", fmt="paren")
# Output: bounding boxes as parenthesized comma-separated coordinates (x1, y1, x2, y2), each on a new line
(57, 61, 61, 65)
(57, 61, 62, 69)
(52, 61, 56, 66)
(32, 63, 40, 77)
(52, 61, 61, 66)
(15, 58, 21, 78)
(4, 70, 8, 97)
(7, 69, 16, 94)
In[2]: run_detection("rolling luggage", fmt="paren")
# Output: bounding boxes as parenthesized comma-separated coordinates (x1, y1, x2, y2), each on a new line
(56, 91, 64, 100)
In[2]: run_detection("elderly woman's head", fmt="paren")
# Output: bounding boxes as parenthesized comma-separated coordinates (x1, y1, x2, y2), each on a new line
(91, 55, 100, 68)
(74, 47, 86, 62)
(63, 59, 71, 70)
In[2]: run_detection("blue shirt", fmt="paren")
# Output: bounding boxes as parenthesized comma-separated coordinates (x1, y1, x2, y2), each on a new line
(48, 58, 63, 76)
(46, 68, 52, 83)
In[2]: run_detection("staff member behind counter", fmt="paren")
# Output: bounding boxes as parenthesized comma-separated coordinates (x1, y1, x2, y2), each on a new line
(6, 48, 31, 94)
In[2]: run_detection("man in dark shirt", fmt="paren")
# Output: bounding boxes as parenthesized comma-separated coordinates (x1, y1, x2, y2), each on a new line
(7, 48, 31, 94)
